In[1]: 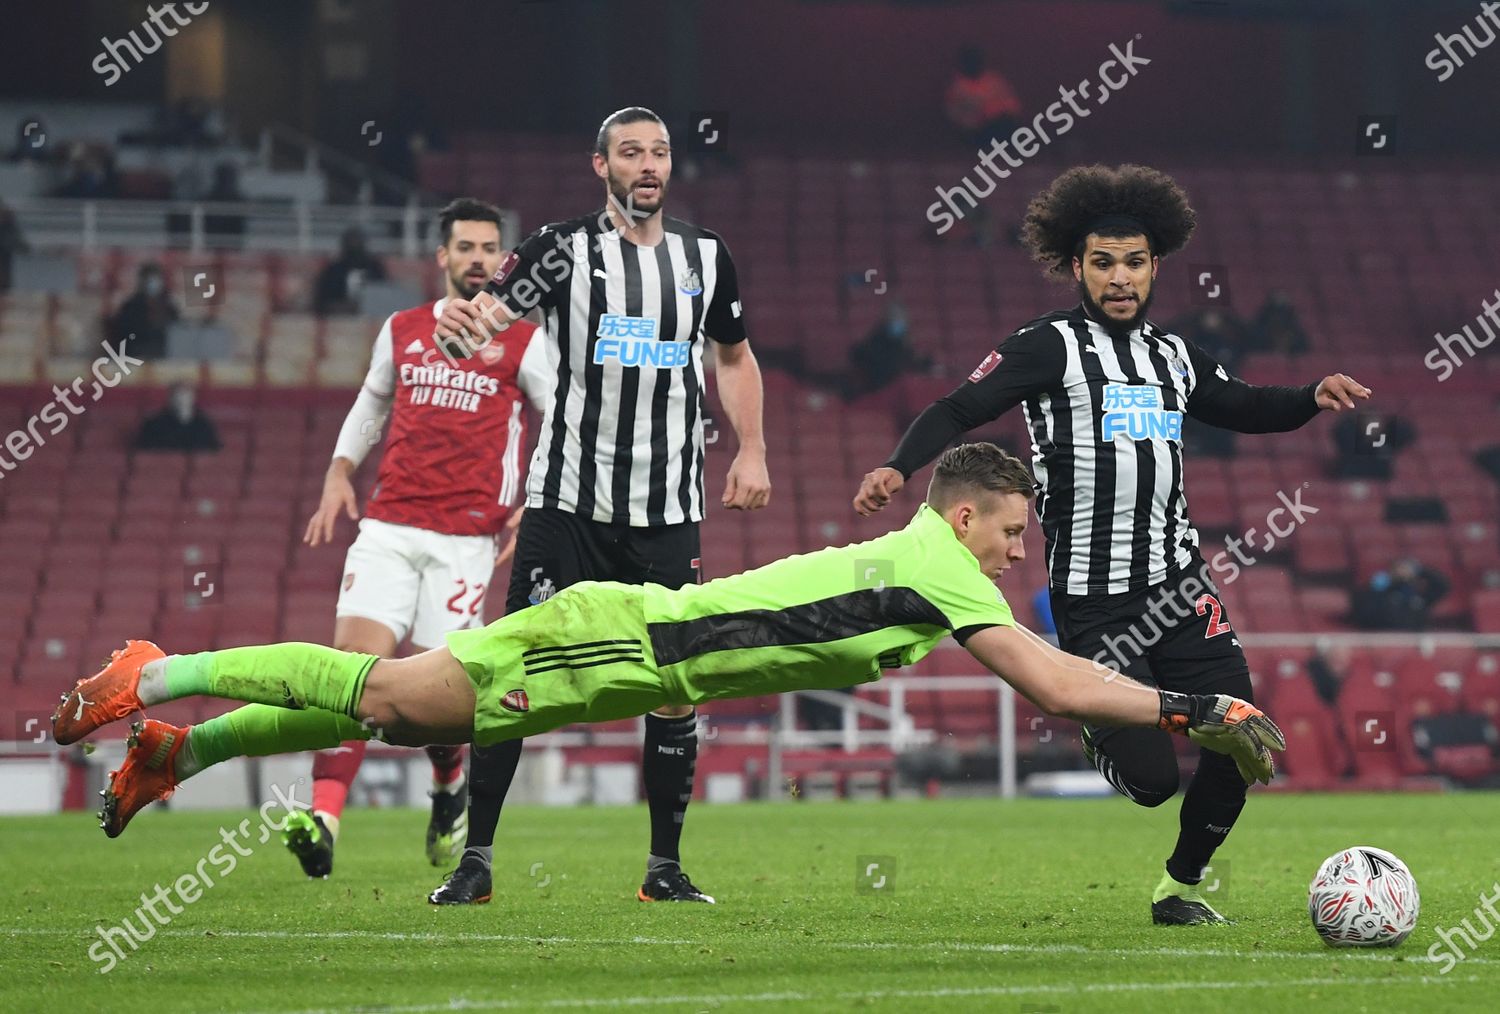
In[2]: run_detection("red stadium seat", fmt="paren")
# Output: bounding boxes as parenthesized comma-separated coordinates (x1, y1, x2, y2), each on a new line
(1336, 664, 1407, 785)
(1461, 655, 1500, 722)
(1272, 677, 1349, 788)
(1473, 590, 1500, 632)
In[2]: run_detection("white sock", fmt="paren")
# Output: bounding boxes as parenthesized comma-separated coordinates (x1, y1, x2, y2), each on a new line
(433, 769, 466, 796)
(314, 811, 341, 841)
(175, 726, 204, 780)
(137, 656, 175, 706)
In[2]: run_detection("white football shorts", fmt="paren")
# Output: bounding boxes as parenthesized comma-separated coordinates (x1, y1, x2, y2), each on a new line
(335, 518, 498, 649)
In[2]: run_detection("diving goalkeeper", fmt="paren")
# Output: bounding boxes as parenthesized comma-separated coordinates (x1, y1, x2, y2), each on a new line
(53, 443, 1285, 839)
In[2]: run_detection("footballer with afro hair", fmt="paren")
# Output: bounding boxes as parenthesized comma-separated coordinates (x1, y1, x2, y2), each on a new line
(1020, 164, 1197, 337)
(857, 164, 1372, 927)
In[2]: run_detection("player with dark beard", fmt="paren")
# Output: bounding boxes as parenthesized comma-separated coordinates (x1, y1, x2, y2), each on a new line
(426, 107, 771, 906)
(854, 164, 1369, 925)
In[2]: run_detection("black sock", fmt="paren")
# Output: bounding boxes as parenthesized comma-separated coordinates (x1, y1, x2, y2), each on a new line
(642, 711, 697, 864)
(1165, 748, 1248, 884)
(463, 737, 523, 860)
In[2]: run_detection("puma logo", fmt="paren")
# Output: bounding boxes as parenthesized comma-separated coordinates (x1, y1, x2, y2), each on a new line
(74, 694, 93, 722)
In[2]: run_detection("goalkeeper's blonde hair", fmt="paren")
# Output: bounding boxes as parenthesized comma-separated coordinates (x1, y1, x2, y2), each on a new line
(927, 443, 1036, 512)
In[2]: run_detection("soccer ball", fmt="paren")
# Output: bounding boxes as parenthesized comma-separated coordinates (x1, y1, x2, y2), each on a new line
(1307, 846, 1420, 947)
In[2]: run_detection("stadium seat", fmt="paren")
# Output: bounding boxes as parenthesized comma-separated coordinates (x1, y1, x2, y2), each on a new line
(1461, 655, 1500, 722)
(1473, 590, 1500, 632)
(1271, 677, 1349, 789)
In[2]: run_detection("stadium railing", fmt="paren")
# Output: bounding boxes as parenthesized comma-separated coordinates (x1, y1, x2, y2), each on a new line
(5, 197, 520, 257)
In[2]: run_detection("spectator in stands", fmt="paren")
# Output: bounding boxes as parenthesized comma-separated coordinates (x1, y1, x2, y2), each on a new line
(0, 198, 27, 292)
(164, 97, 223, 147)
(1331, 410, 1416, 479)
(107, 262, 179, 360)
(944, 46, 1023, 151)
(1177, 308, 1249, 373)
(53, 142, 119, 199)
(1246, 290, 1310, 356)
(1352, 558, 1450, 631)
(133, 383, 221, 453)
(315, 227, 387, 316)
(1305, 641, 1350, 705)
(842, 299, 932, 399)
(124, 98, 226, 148)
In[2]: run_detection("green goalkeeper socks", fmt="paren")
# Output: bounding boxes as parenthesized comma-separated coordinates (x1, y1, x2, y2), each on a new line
(178, 705, 372, 780)
(150, 643, 379, 718)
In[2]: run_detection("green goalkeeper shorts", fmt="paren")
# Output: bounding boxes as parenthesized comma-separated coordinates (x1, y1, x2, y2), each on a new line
(445, 581, 683, 746)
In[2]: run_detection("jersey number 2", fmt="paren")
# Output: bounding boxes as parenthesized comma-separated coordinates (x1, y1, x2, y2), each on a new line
(1195, 593, 1232, 639)
(447, 580, 487, 617)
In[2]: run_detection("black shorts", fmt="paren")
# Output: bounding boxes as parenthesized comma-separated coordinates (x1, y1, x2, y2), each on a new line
(1049, 557, 1251, 700)
(504, 506, 701, 614)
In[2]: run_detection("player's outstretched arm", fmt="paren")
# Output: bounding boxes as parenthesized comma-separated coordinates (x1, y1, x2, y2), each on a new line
(853, 329, 1061, 515)
(962, 624, 1284, 784)
(1183, 337, 1372, 434)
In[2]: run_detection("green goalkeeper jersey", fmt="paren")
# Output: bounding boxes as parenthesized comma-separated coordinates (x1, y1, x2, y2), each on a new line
(449, 503, 1015, 744)
(644, 503, 1015, 703)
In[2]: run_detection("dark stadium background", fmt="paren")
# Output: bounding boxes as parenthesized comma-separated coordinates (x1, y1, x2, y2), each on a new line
(1, 0, 1498, 814)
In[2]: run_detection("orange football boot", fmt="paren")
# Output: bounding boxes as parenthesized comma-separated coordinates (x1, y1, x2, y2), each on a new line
(100, 719, 188, 838)
(51, 640, 164, 745)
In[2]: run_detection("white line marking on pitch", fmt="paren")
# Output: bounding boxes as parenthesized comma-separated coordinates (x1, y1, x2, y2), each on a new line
(257, 975, 1485, 1013)
(5, 925, 1497, 969)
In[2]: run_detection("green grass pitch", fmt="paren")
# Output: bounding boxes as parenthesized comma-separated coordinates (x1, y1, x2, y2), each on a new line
(2, 793, 1496, 1012)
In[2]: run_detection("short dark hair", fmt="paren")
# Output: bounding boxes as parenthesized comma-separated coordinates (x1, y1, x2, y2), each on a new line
(1020, 164, 1196, 278)
(437, 198, 502, 245)
(928, 443, 1036, 512)
(595, 106, 667, 157)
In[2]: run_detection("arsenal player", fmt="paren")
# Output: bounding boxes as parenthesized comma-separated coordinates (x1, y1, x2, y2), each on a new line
(285, 198, 546, 878)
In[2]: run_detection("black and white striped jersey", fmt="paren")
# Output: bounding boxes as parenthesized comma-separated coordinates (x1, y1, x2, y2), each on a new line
(886, 305, 1319, 595)
(484, 210, 746, 527)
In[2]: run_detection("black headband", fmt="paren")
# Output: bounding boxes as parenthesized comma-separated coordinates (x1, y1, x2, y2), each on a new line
(1082, 214, 1153, 250)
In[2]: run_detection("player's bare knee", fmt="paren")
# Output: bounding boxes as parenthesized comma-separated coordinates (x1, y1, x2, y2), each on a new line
(356, 698, 401, 743)
(355, 664, 403, 739)
(651, 704, 694, 719)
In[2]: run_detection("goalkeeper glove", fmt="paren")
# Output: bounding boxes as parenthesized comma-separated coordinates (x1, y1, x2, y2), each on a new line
(1157, 691, 1287, 786)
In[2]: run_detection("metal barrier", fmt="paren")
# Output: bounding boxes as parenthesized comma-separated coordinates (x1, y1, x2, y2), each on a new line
(6, 197, 520, 257)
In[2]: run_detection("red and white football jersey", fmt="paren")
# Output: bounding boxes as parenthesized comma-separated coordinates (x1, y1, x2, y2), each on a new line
(359, 300, 544, 536)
